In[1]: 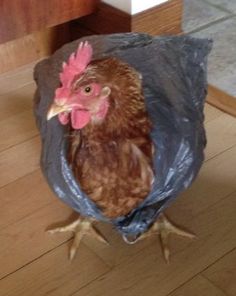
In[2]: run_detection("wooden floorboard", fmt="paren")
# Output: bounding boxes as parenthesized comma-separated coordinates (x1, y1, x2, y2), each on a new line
(203, 248, 236, 296)
(204, 104, 222, 123)
(0, 242, 110, 296)
(0, 83, 36, 121)
(0, 63, 35, 96)
(0, 136, 40, 188)
(0, 63, 236, 295)
(204, 112, 236, 161)
(0, 109, 38, 152)
(168, 275, 227, 296)
(0, 170, 54, 230)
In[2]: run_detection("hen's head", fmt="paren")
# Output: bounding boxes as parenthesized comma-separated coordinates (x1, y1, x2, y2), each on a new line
(47, 42, 111, 129)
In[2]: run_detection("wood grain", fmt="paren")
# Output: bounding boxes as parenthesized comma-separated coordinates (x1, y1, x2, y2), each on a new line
(0, 136, 40, 188)
(132, 0, 183, 35)
(0, 82, 37, 152)
(0, 241, 109, 296)
(0, 63, 35, 95)
(0, 24, 71, 74)
(203, 248, 236, 296)
(204, 103, 222, 123)
(0, 109, 38, 152)
(0, 0, 99, 44)
(169, 275, 226, 296)
(75, 2, 130, 35)
(0, 170, 54, 230)
(0, 201, 72, 280)
(0, 83, 35, 121)
(207, 85, 236, 118)
(0, 0, 183, 73)
(0, 0, 99, 73)
(205, 112, 236, 161)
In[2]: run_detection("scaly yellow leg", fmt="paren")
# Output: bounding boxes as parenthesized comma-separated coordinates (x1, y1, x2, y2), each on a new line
(137, 214, 195, 263)
(47, 217, 108, 260)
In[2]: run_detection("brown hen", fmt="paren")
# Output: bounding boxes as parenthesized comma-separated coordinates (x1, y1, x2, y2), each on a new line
(69, 57, 154, 218)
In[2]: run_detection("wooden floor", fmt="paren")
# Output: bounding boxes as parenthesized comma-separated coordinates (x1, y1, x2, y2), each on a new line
(0, 62, 236, 296)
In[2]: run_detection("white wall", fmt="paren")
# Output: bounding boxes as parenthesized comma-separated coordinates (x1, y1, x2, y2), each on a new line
(132, 0, 168, 14)
(102, 0, 131, 14)
(102, 0, 168, 15)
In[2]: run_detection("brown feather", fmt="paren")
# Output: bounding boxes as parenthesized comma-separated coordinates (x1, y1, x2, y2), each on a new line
(68, 57, 154, 218)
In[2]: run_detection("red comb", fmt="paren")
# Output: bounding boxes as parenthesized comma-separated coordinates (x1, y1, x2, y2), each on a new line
(59, 41, 93, 88)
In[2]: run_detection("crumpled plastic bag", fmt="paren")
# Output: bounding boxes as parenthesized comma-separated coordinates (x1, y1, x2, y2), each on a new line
(34, 33, 212, 237)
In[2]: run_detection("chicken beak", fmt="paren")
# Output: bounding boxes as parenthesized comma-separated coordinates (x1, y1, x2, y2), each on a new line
(47, 103, 70, 120)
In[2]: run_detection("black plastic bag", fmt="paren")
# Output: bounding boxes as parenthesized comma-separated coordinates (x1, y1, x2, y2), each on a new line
(34, 33, 212, 237)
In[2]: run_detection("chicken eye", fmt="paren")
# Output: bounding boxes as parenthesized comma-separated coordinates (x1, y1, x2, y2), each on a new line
(84, 86, 92, 94)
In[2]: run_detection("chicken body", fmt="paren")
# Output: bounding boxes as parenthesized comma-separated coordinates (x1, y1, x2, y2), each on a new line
(68, 57, 154, 218)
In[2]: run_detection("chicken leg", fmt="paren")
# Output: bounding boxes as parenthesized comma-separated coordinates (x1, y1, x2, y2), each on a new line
(47, 217, 108, 260)
(136, 214, 195, 263)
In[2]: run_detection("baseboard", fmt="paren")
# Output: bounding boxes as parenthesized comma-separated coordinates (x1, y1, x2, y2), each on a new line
(0, 0, 99, 74)
(73, 0, 183, 38)
(207, 85, 236, 117)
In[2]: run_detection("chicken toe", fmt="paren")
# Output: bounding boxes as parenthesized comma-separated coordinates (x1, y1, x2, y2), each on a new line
(47, 217, 109, 260)
(137, 213, 195, 263)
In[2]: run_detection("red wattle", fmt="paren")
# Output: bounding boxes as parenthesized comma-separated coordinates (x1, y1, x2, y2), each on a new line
(71, 109, 91, 129)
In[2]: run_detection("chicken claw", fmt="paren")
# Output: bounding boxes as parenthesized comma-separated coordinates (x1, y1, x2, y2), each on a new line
(137, 214, 195, 263)
(47, 217, 109, 260)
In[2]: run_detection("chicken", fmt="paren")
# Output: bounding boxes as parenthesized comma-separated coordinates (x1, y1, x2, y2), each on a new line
(59, 51, 153, 218)
(34, 33, 211, 263)
(46, 41, 195, 261)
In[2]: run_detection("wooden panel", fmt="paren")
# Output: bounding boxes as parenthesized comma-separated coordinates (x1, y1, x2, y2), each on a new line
(207, 85, 236, 117)
(0, 0, 183, 73)
(73, 0, 183, 38)
(75, 2, 131, 35)
(0, 0, 99, 44)
(0, 24, 70, 74)
(132, 0, 183, 35)
(203, 248, 236, 296)
(169, 275, 226, 296)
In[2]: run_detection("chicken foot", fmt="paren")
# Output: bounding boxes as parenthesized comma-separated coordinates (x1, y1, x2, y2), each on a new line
(134, 214, 195, 263)
(47, 217, 108, 260)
